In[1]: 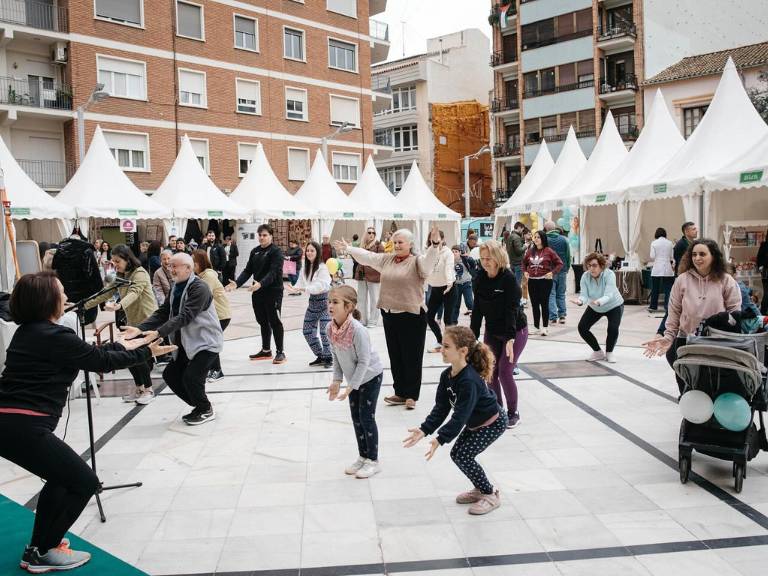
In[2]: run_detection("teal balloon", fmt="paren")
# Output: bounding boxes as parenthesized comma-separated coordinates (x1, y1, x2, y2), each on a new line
(713, 392, 751, 432)
(562, 207, 572, 220)
(556, 217, 566, 228)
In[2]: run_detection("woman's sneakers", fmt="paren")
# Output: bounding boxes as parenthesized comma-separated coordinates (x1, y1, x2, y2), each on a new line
(122, 387, 154, 405)
(344, 456, 366, 475)
(605, 352, 617, 363)
(587, 350, 606, 362)
(249, 350, 272, 361)
(206, 369, 224, 383)
(540, 327, 548, 336)
(121, 387, 143, 403)
(456, 489, 501, 515)
(273, 352, 287, 364)
(182, 407, 215, 426)
(20, 543, 91, 573)
(507, 411, 520, 429)
(344, 457, 380, 478)
(309, 356, 333, 368)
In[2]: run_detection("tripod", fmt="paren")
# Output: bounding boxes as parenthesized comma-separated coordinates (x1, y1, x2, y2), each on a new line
(69, 286, 143, 523)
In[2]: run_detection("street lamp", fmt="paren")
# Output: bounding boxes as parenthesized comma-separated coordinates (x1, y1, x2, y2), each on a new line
(76, 83, 110, 164)
(462, 145, 491, 218)
(321, 121, 355, 168)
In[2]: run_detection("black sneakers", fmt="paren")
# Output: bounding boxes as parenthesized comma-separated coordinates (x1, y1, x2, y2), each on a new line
(273, 352, 287, 364)
(183, 407, 215, 426)
(249, 350, 272, 360)
(507, 411, 520, 429)
(309, 357, 325, 366)
(207, 369, 224, 382)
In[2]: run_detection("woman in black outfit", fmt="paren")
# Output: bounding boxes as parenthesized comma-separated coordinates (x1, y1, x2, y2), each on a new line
(758, 231, 768, 315)
(227, 224, 287, 364)
(0, 272, 173, 574)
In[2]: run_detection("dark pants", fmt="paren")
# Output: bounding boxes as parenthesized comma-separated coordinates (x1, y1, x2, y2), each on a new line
(381, 310, 427, 400)
(450, 411, 507, 494)
(211, 319, 230, 372)
(349, 373, 382, 461)
(761, 278, 768, 315)
(222, 265, 236, 286)
(128, 358, 154, 389)
(666, 336, 688, 395)
(528, 278, 553, 328)
(163, 344, 216, 411)
(252, 290, 284, 353)
(484, 329, 528, 414)
(649, 276, 674, 310)
(578, 305, 623, 353)
(427, 286, 458, 344)
(0, 414, 99, 553)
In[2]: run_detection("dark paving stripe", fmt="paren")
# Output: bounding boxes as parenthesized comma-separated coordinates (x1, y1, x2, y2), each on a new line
(597, 363, 679, 402)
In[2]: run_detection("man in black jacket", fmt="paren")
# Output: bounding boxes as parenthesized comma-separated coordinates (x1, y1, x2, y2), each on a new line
(221, 235, 239, 285)
(674, 222, 697, 275)
(51, 235, 103, 325)
(201, 230, 225, 276)
(226, 224, 286, 364)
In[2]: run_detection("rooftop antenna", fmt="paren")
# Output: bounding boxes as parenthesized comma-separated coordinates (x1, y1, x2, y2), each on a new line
(401, 19, 406, 58)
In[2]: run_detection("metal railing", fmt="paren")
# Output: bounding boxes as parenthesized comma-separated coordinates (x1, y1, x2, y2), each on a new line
(0, 0, 68, 32)
(494, 188, 512, 204)
(369, 18, 389, 41)
(523, 78, 594, 99)
(521, 28, 592, 51)
(18, 159, 74, 189)
(525, 129, 596, 145)
(597, 21, 637, 41)
(599, 74, 639, 94)
(371, 76, 391, 94)
(490, 97, 519, 113)
(490, 50, 517, 67)
(0, 76, 72, 110)
(492, 143, 521, 157)
(617, 123, 639, 141)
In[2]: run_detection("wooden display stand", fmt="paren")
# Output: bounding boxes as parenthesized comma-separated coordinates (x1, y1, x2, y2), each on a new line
(723, 220, 767, 300)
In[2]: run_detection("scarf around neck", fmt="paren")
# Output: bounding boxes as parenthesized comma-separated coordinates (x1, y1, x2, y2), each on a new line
(329, 315, 355, 350)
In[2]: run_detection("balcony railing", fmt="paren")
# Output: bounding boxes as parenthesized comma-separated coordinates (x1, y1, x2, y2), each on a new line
(493, 188, 512, 204)
(597, 21, 637, 42)
(599, 74, 639, 94)
(369, 18, 389, 41)
(0, 0, 68, 32)
(490, 50, 517, 67)
(617, 123, 639, 141)
(492, 143, 521, 158)
(525, 129, 596, 145)
(18, 159, 74, 189)
(523, 78, 595, 99)
(0, 76, 72, 110)
(490, 97, 519, 113)
(372, 76, 391, 94)
(522, 28, 592, 51)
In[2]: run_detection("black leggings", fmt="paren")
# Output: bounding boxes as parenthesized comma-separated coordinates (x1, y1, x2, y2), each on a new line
(426, 285, 450, 344)
(528, 278, 553, 328)
(211, 318, 231, 372)
(0, 414, 99, 553)
(128, 358, 154, 389)
(252, 290, 284, 353)
(578, 305, 623, 352)
(349, 374, 382, 461)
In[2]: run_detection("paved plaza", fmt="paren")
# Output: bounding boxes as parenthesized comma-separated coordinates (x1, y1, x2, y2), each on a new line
(3, 289, 768, 576)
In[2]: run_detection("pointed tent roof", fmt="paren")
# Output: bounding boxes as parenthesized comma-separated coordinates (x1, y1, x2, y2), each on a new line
(230, 143, 315, 220)
(58, 126, 170, 219)
(397, 161, 461, 221)
(294, 151, 370, 220)
(536, 112, 627, 211)
(705, 131, 768, 191)
(152, 135, 248, 219)
(628, 58, 768, 202)
(0, 135, 74, 220)
(584, 89, 685, 206)
(495, 141, 554, 216)
(350, 156, 418, 220)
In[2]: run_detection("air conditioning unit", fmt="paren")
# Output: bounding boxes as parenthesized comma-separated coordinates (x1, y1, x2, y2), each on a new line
(52, 42, 67, 64)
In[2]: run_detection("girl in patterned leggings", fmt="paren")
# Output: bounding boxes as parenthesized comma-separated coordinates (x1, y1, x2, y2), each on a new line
(287, 241, 332, 367)
(403, 326, 507, 515)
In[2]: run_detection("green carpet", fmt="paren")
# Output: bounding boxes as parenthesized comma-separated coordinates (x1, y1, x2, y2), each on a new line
(0, 494, 148, 575)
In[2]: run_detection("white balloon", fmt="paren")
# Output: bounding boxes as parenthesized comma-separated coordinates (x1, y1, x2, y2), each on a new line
(679, 390, 714, 424)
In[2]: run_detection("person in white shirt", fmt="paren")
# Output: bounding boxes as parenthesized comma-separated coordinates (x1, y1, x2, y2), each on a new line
(425, 230, 456, 353)
(648, 227, 675, 312)
(287, 241, 333, 367)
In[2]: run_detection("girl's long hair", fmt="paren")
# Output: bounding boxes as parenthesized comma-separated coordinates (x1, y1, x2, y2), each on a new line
(444, 326, 495, 382)
(678, 238, 726, 280)
(329, 285, 362, 321)
(303, 241, 322, 280)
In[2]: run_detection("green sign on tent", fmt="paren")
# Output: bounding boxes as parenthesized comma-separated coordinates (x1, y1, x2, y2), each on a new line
(10, 207, 30, 216)
(281, 211, 295, 217)
(208, 211, 223, 218)
(653, 183, 667, 194)
(739, 170, 763, 184)
(393, 213, 403, 219)
(342, 212, 354, 218)
(118, 209, 138, 217)
(594, 194, 606, 203)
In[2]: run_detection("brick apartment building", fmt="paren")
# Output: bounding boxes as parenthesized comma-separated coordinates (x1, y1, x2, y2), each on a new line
(0, 0, 390, 201)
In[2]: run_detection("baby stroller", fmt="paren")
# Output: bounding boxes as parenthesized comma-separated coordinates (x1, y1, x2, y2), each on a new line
(674, 326, 768, 493)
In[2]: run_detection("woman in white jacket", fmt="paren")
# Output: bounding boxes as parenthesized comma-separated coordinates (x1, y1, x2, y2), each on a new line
(425, 230, 456, 353)
(648, 227, 675, 312)
(287, 241, 333, 367)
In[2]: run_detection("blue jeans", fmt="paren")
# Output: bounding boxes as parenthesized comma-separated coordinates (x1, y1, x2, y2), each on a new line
(649, 276, 674, 310)
(287, 273, 299, 286)
(512, 264, 523, 286)
(548, 270, 567, 321)
(447, 282, 472, 325)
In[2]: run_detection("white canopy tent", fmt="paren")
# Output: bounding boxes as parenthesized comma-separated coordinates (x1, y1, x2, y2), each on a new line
(294, 151, 370, 240)
(397, 161, 461, 248)
(230, 143, 315, 222)
(153, 135, 249, 238)
(349, 156, 419, 239)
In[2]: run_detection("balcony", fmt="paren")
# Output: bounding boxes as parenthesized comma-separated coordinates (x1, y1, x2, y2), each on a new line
(0, 0, 68, 33)
(598, 74, 638, 104)
(617, 122, 639, 142)
(525, 129, 596, 146)
(18, 159, 73, 190)
(0, 76, 72, 111)
(490, 97, 519, 117)
(488, 2, 517, 29)
(490, 50, 518, 73)
(368, 0, 386, 17)
(369, 19, 390, 63)
(522, 28, 592, 52)
(596, 21, 636, 52)
(493, 188, 512, 205)
(492, 143, 521, 161)
(524, 78, 594, 99)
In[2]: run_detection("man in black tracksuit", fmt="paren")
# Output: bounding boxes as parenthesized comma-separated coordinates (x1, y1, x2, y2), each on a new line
(201, 230, 225, 279)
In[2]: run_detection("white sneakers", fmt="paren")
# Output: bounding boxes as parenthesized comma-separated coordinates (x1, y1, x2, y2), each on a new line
(605, 352, 617, 363)
(122, 387, 155, 404)
(344, 456, 366, 475)
(540, 327, 548, 336)
(587, 350, 605, 362)
(344, 457, 380, 478)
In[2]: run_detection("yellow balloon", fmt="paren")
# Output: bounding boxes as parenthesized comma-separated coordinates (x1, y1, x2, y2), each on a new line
(326, 258, 339, 275)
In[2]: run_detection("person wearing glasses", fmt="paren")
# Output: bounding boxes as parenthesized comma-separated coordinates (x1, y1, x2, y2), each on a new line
(354, 227, 384, 327)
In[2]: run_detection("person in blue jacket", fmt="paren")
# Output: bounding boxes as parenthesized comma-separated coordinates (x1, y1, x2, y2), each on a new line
(570, 252, 624, 363)
(545, 221, 571, 324)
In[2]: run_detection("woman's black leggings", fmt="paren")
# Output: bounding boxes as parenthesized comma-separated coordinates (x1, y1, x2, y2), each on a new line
(211, 319, 231, 372)
(528, 278, 553, 328)
(128, 358, 154, 389)
(578, 305, 624, 353)
(252, 290, 284, 353)
(0, 414, 99, 553)
(426, 285, 448, 344)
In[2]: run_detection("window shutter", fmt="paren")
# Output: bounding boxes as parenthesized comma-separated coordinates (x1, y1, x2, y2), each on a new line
(96, 0, 141, 25)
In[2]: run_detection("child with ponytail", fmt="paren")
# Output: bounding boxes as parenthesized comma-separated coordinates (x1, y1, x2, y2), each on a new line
(327, 285, 384, 479)
(403, 325, 506, 515)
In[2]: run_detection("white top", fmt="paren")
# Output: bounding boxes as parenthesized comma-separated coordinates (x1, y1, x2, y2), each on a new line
(295, 263, 331, 295)
(426, 245, 455, 288)
(649, 237, 675, 277)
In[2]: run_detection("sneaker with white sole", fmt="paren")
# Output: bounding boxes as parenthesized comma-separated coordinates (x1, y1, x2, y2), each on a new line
(540, 327, 548, 336)
(605, 352, 617, 363)
(468, 490, 501, 515)
(183, 407, 215, 426)
(135, 388, 155, 405)
(21, 544, 91, 573)
(206, 369, 224, 382)
(456, 488, 483, 504)
(587, 350, 605, 362)
(121, 387, 143, 403)
(355, 459, 380, 479)
(529, 327, 539, 336)
(344, 456, 366, 475)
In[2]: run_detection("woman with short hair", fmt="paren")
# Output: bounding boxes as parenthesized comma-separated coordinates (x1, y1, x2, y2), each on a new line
(648, 227, 675, 313)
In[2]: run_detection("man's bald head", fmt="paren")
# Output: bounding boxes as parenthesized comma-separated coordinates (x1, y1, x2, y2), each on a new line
(170, 252, 193, 282)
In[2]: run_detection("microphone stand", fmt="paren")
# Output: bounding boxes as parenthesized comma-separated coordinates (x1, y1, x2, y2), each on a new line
(68, 284, 143, 523)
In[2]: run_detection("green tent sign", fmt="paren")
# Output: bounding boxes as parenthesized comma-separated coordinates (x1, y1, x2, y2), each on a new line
(393, 213, 403, 219)
(207, 210, 223, 218)
(438, 214, 447, 219)
(10, 207, 30, 216)
(739, 170, 763, 184)
(118, 209, 138, 217)
(594, 194, 606, 203)
(342, 212, 354, 218)
(281, 211, 296, 217)
(653, 183, 667, 194)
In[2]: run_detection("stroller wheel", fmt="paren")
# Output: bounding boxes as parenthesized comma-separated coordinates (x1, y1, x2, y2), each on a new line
(679, 454, 691, 484)
(734, 463, 745, 493)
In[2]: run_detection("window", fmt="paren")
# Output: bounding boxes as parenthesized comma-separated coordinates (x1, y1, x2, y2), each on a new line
(332, 152, 360, 182)
(327, 0, 356, 18)
(238, 143, 259, 176)
(236, 78, 261, 115)
(176, 1, 203, 40)
(285, 87, 307, 121)
(189, 138, 209, 173)
(288, 147, 310, 181)
(374, 128, 391, 146)
(540, 68, 555, 93)
(95, 0, 142, 26)
(328, 38, 357, 72)
(683, 105, 708, 138)
(97, 56, 146, 100)
(557, 13, 574, 36)
(178, 69, 206, 107)
(390, 85, 416, 113)
(392, 124, 418, 152)
(379, 165, 411, 194)
(578, 109, 596, 133)
(541, 116, 557, 139)
(575, 8, 592, 32)
(103, 131, 149, 171)
(577, 60, 594, 86)
(234, 15, 258, 51)
(329, 95, 360, 127)
(284, 27, 305, 61)
(523, 72, 538, 96)
(558, 63, 575, 87)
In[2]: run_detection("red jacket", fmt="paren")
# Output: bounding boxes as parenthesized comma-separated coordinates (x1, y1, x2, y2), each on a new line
(523, 247, 563, 278)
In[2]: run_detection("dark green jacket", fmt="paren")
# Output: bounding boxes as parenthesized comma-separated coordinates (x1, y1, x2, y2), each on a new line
(506, 231, 525, 266)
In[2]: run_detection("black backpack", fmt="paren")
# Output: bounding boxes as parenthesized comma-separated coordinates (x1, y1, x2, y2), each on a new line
(52, 239, 104, 303)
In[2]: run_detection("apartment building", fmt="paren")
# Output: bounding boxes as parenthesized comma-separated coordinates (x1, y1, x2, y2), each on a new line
(489, 0, 768, 204)
(371, 28, 491, 212)
(0, 0, 390, 197)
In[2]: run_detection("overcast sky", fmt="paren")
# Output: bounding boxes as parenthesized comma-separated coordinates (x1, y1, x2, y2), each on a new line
(377, 0, 491, 61)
